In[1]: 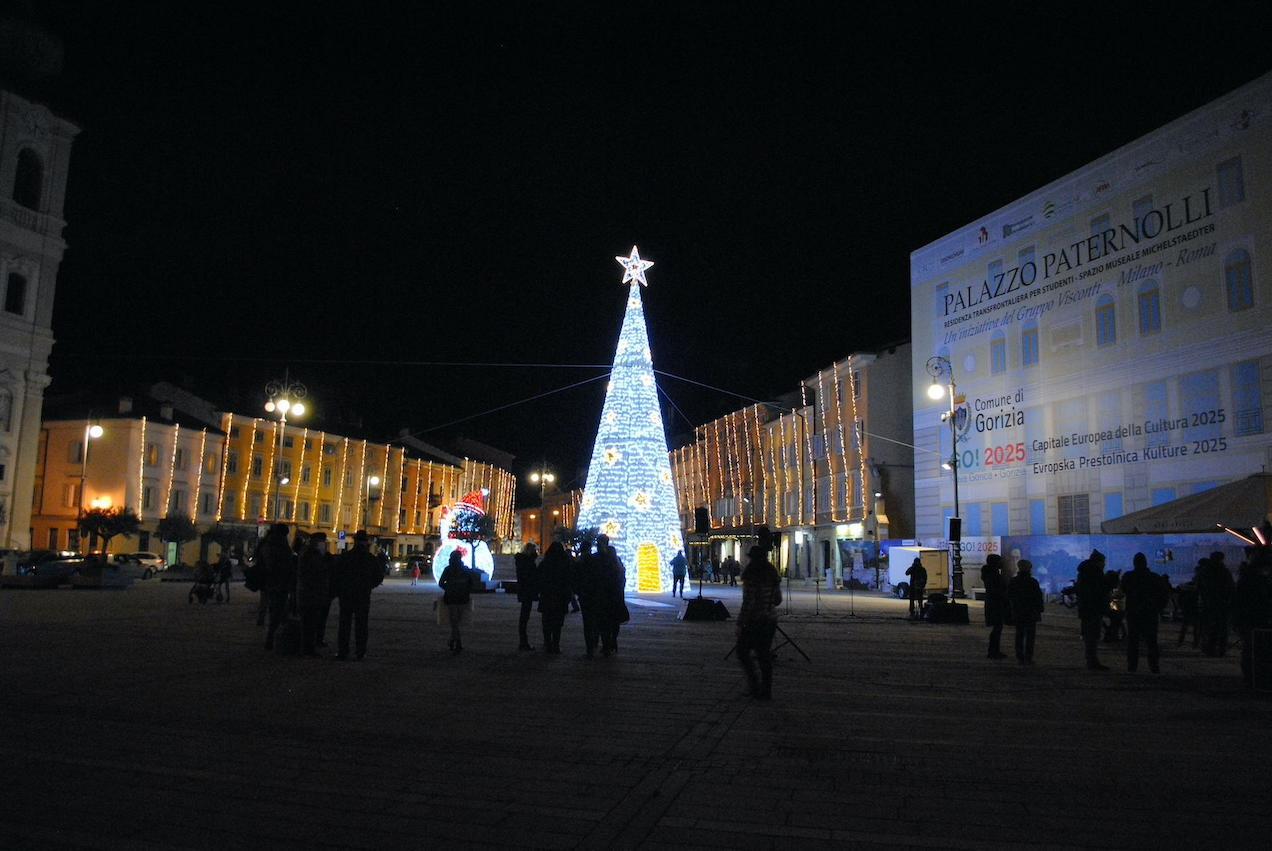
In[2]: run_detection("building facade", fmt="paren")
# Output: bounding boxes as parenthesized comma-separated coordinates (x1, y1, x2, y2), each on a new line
(0, 89, 78, 549)
(910, 73, 1272, 546)
(670, 344, 913, 583)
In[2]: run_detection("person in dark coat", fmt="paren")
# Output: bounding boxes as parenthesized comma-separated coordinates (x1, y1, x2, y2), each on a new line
(1232, 556, 1271, 688)
(574, 535, 608, 657)
(671, 550, 688, 598)
(1007, 559, 1044, 664)
(438, 550, 472, 653)
(215, 552, 233, 602)
(1176, 567, 1202, 648)
(1121, 552, 1167, 673)
(514, 542, 539, 651)
(595, 541, 627, 656)
(260, 524, 296, 651)
(1199, 551, 1235, 656)
(335, 530, 382, 661)
(296, 533, 331, 657)
(536, 542, 573, 654)
(737, 546, 782, 699)
(905, 557, 927, 619)
(1076, 551, 1109, 670)
(981, 553, 1008, 659)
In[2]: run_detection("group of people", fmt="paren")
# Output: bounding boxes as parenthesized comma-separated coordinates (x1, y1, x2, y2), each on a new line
(973, 547, 1272, 686)
(251, 523, 385, 660)
(507, 534, 628, 657)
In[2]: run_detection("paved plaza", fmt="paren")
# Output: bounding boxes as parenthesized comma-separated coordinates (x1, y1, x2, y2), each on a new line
(1, 579, 1269, 849)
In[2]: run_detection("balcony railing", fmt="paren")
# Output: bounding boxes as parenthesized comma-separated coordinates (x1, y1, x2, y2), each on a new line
(0, 197, 65, 239)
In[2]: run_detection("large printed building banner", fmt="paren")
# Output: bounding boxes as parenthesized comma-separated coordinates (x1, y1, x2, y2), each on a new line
(910, 73, 1272, 542)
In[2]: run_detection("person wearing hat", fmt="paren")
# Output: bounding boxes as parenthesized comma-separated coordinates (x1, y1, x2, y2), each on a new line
(335, 530, 383, 661)
(1007, 559, 1044, 664)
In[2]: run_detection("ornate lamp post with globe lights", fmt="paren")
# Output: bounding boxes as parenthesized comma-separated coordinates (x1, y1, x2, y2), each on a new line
(78, 419, 105, 521)
(926, 355, 965, 598)
(528, 467, 555, 550)
(264, 372, 307, 522)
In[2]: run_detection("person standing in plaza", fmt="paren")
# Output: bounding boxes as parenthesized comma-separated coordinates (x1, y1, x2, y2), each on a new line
(574, 536, 606, 657)
(215, 551, 233, 602)
(1199, 551, 1235, 656)
(737, 545, 782, 699)
(260, 524, 296, 651)
(438, 550, 472, 653)
(296, 532, 331, 657)
(981, 553, 1008, 659)
(1232, 555, 1271, 688)
(905, 557, 927, 620)
(1121, 552, 1167, 674)
(537, 542, 573, 654)
(335, 531, 381, 661)
(514, 542, 539, 651)
(671, 549, 688, 598)
(596, 539, 627, 656)
(1076, 551, 1109, 670)
(1007, 559, 1044, 664)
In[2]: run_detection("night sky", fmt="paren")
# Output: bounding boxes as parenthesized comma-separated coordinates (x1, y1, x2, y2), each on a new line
(19, 2, 1272, 495)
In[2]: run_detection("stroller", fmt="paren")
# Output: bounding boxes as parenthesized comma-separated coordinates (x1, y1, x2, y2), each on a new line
(188, 562, 219, 604)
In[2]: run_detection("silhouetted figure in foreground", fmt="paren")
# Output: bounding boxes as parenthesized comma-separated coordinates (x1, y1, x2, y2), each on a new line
(982, 554, 1008, 659)
(594, 538, 627, 656)
(905, 557, 927, 619)
(1120, 552, 1167, 674)
(574, 537, 606, 657)
(335, 530, 382, 661)
(1199, 552, 1234, 656)
(1176, 571, 1202, 648)
(671, 550, 688, 598)
(438, 550, 471, 653)
(514, 543, 539, 651)
(1008, 559, 1044, 664)
(260, 524, 296, 651)
(1076, 551, 1109, 670)
(537, 542, 573, 654)
(1233, 557, 1272, 688)
(216, 553, 233, 602)
(737, 546, 782, 699)
(297, 533, 331, 657)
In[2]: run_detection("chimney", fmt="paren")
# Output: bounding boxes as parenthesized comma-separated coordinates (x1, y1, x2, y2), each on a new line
(160, 403, 174, 421)
(118, 396, 133, 414)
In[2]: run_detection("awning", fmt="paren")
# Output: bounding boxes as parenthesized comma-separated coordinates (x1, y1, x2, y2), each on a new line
(1100, 473, 1272, 534)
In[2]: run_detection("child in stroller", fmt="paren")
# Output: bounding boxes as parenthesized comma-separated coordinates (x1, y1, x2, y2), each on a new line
(188, 561, 219, 604)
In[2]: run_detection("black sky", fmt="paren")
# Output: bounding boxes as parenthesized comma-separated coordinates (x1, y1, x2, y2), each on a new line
(23, 1, 1272, 495)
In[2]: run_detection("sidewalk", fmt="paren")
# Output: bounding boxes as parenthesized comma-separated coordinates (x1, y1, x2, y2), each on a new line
(1, 580, 1268, 848)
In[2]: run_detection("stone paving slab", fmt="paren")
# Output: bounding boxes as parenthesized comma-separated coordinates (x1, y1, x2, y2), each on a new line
(2, 580, 1270, 848)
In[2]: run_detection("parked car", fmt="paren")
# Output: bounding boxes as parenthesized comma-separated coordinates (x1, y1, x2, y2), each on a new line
(130, 552, 168, 572)
(108, 553, 162, 580)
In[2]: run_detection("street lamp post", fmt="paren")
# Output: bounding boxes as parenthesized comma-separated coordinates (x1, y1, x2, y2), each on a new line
(78, 418, 104, 521)
(264, 371, 307, 522)
(926, 355, 965, 598)
(527, 466, 555, 549)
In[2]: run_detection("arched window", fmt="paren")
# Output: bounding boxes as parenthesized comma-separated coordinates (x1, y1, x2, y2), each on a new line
(1225, 249, 1253, 312)
(13, 148, 43, 210)
(1137, 280, 1161, 335)
(4, 273, 28, 316)
(990, 330, 1006, 374)
(1021, 320, 1040, 367)
(1095, 293, 1116, 346)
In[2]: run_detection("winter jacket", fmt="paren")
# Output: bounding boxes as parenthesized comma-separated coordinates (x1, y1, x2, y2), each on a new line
(1007, 573, 1045, 624)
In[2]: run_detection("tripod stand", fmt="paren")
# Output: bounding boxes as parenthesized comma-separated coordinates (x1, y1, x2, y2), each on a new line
(723, 624, 811, 662)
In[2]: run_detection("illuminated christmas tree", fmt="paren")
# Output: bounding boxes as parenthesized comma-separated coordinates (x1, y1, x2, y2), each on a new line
(576, 246, 683, 593)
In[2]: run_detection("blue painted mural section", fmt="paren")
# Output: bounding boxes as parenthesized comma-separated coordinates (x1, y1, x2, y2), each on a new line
(999, 533, 1246, 593)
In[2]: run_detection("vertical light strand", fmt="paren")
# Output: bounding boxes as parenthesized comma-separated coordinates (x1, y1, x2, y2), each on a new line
(847, 358, 868, 522)
(239, 419, 257, 520)
(711, 419, 724, 528)
(697, 427, 710, 510)
(137, 416, 148, 521)
(332, 437, 350, 534)
(375, 444, 390, 528)
(353, 440, 368, 530)
(725, 412, 742, 526)
(408, 459, 421, 534)
(312, 431, 326, 524)
(215, 413, 233, 521)
(816, 368, 833, 522)
(421, 461, 434, 534)
(781, 414, 793, 526)
(162, 423, 181, 519)
(393, 449, 405, 534)
(742, 406, 756, 530)
(262, 421, 279, 520)
(799, 385, 814, 525)
(833, 360, 851, 520)
(292, 427, 309, 521)
(191, 427, 207, 521)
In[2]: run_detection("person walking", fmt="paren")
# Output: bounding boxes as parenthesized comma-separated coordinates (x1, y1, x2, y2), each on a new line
(411, 560, 421, 586)
(981, 553, 1008, 659)
(736, 545, 782, 699)
(334, 530, 382, 661)
(514, 542, 540, 651)
(727, 555, 740, 587)
(1199, 551, 1235, 656)
(1233, 556, 1272, 688)
(296, 533, 331, 657)
(596, 540, 627, 656)
(259, 524, 296, 651)
(537, 542, 573, 654)
(905, 557, 927, 619)
(1076, 551, 1109, 670)
(671, 550, 688, 598)
(1007, 559, 1044, 664)
(1121, 552, 1167, 673)
(438, 550, 472, 653)
(215, 552, 233, 602)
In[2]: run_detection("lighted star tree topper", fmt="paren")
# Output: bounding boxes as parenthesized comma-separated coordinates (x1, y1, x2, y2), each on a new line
(576, 246, 683, 593)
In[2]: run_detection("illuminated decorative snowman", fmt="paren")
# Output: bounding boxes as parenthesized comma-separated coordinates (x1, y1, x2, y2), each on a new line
(433, 488, 496, 585)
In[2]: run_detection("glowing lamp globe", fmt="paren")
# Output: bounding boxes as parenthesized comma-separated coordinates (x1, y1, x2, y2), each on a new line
(927, 382, 946, 400)
(291, 402, 305, 417)
(88, 424, 104, 439)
